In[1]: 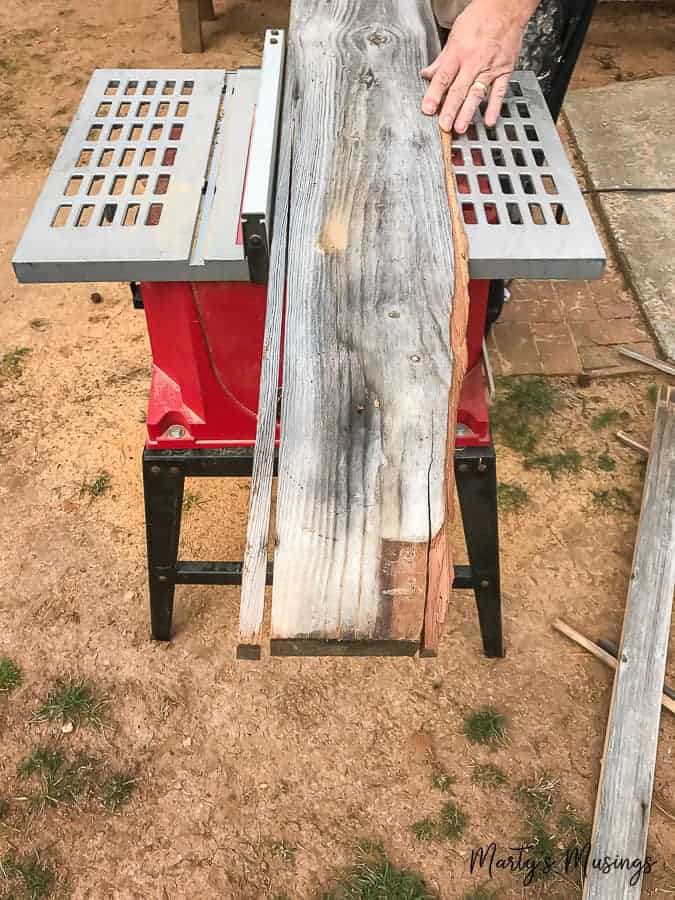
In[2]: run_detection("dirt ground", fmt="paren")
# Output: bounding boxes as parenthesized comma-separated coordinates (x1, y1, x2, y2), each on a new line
(1, 2, 674, 898)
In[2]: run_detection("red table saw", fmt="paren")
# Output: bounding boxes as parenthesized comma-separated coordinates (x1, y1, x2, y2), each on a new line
(12, 29, 605, 656)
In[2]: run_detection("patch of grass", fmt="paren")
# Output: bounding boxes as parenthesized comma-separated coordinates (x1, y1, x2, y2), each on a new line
(33, 677, 107, 729)
(0, 798, 9, 821)
(182, 491, 206, 512)
(29, 318, 49, 332)
(438, 800, 469, 841)
(0, 347, 31, 380)
(100, 774, 136, 813)
(0, 849, 55, 900)
(515, 771, 559, 817)
(0, 657, 22, 693)
(525, 449, 582, 479)
(462, 884, 499, 900)
(500, 377, 557, 416)
(491, 377, 557, 455)
(322, 842, 437, 900)
(647, 383, 658, 404)
(430, 769, 455, 793)
(18, 746, 98, 812)
(521, 816, 558, 883)
(494, 379, 556, 444)
(18, 746, 63, 781)
(590, 406, 629, 431)
(462, 707, 507, 746)
(470, 762, 508, 789)
(597, 453, 616, 472)
(557, 808, 591, 849)
(592, 487, 635, 514)
(494, 418, 540, 455)
(498, 481, 530, 514)
(79, 472, 111, 500)
(410, 818, 437, 842)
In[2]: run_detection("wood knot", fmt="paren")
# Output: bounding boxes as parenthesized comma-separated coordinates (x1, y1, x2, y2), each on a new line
(368, 31, 389, 46)
(359, 67, 376, 88)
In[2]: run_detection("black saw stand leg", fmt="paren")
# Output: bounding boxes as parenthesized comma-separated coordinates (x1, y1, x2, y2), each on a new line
(143, 458, 185, 640)
(455, 444, 504, 658)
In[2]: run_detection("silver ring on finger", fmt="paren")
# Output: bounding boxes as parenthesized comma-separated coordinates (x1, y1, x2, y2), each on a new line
(472, 79, 489, 98)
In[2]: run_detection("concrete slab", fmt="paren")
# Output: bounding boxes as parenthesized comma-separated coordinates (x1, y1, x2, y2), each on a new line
(565, 76, 675, 362)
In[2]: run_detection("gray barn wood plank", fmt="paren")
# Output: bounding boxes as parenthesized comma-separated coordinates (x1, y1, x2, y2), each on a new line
(584, 385, 675, 899)
(270, 0, 458, 654)
(237, 89, 293, 660)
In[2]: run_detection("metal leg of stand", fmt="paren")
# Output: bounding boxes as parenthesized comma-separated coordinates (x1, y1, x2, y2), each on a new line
(143, 457, 185, 640)
(455, 444, 504, 658)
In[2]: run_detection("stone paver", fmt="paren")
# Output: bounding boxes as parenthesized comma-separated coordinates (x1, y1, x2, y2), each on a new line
(566, 76, 675, 362)
(484, 81, 674, 379)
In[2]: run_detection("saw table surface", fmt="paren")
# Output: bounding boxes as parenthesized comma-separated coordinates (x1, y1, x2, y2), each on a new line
(13, 61, 604, 284)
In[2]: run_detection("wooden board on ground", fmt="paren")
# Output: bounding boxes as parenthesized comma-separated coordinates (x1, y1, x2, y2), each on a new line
(584, 385, 675, 899)
(269, 0, 466, 656)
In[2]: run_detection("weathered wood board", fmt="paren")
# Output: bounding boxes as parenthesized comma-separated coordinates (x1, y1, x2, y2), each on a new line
(584, 385, 675, 899)
(237, 88, 293, 660)
(269, 0, 462, 655)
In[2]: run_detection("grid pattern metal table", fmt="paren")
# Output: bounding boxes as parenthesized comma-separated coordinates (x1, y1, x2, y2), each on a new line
(13, 63, 605, 284)
(454, 71, 605, 279)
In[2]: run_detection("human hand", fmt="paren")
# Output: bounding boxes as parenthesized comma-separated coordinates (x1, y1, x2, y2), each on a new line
(421, 0, 539, 134)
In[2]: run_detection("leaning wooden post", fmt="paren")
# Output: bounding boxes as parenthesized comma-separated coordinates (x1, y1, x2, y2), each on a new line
(199, 0, 216, 21)
(178, 0, 203, 54)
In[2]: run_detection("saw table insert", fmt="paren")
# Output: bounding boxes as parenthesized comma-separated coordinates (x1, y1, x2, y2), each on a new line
(13, 17, 605, 659)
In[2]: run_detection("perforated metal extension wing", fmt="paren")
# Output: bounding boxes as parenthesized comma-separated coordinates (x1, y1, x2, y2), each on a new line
(455, 71, 605, 280)
(13, 59, 604, 284)
(12, 31, 285, 284)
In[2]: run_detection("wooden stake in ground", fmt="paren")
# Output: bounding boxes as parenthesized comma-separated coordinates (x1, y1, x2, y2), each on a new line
(269, 0, 464, 655)
(583, 385, 675, 900)
(177, 0, 215, 54)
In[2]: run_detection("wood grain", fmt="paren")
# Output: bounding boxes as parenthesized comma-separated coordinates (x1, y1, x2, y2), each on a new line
(584, 385, 675, 899)
(271, 0, 457, 654)
(237, 86, 293, 660)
